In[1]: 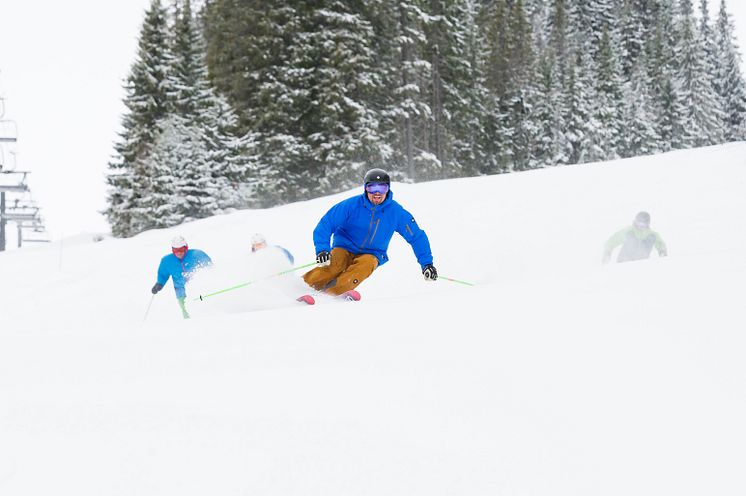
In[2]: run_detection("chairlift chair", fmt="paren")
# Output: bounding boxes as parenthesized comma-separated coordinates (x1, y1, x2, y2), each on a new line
(0, 120, 18, 143)
(20, 218, 50, 243)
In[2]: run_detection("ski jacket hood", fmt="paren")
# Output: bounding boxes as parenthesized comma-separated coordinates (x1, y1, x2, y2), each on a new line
(156, 248, 212, 299)
(312, 189, 433, 268)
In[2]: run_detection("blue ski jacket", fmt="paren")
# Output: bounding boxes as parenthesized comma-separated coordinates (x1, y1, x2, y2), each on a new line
(312, 190, 433, 268)
(156, 249, 212, 299)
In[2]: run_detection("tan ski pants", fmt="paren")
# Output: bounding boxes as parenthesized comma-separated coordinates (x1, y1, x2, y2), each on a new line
(303, 247, 378, 296)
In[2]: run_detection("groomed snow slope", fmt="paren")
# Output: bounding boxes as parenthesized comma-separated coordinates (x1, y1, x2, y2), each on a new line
(2, 143, 746, 495)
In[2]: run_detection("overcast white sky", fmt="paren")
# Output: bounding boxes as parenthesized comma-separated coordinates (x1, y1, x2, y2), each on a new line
(0, 1, 153, 237)
(0, 0, 745, 238)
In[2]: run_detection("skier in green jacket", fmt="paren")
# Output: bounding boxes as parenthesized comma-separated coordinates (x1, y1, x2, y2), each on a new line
(603, 211, 667, 263)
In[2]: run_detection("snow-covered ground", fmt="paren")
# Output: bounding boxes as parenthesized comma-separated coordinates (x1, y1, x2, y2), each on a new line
(2, 143, 746, 495)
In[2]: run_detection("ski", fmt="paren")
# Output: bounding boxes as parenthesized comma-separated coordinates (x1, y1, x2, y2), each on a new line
(296, 294, 316, 305)
(340, 290, 361, 302)
(296, 291, 358, 304)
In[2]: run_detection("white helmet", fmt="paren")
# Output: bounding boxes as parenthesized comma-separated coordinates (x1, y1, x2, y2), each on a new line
(251, 233, 266, 245)
(171, 235, 188, 249)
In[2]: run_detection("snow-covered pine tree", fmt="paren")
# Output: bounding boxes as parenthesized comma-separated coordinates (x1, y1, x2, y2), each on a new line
(594, 27, 625, 161)
(564, 50, 602, 164)
(377, 0, 491, 181)
(714, 0, 746, 141)
(105, 0, 172, 237)
(675, 0, 724, 147)
(387, 0, 481, 180)
(207, 2, 305, 206)
(503, 0, 538, 171)
(204, 95, 258, 212)
(530, 51, 568, 167)
(546, 0, 570, 84)
(647, 0, 684, 151)
(169, 121, 222, 223)
(566, 0, 615, 60)
(202, 0, 277, 134)
(135, 115, 214, 230)
(698, 0, 717, 65)
(481, 0, 513, 173)
(524, 0, 549, 53)
(621, 58, 661, 157)
(658, 76, 685, 151)
(438, 0, 492, 177)
(618, 0, 647, 79)
(168, 0, 255, 215)
(523, 7, 548, 75)
(422, 0, 448, 179)
(585, 0, 618, 56)
(374, 0, 437, 182)
(697, 0, 728, 142)
(482, 0, 537, 172)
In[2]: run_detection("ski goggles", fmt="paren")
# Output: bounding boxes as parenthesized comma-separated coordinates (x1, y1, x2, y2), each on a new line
(172, 246, 188, 257)
(365, 182, 390, 195)
(633, 221, 649, 230)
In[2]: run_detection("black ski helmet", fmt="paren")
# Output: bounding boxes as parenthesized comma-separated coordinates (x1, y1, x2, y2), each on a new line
(363, 168, 390, 186)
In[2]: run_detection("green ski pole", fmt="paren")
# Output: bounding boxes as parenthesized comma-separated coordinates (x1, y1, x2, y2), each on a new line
(439, 276, 475, 286)
(195, 261, 317, 301)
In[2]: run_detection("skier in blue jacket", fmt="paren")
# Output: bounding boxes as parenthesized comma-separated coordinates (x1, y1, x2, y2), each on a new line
(151, 235, 212, 319)
(302, 168, 437, 298)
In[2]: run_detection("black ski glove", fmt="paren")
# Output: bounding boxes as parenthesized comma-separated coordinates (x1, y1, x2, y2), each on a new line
(422, 264, 438, 281)
(316, 251, 330, 265)
(151, 283, 164, 294)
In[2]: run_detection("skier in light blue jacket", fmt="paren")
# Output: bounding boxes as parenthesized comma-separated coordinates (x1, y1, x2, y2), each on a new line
(151, 235, 212, 319)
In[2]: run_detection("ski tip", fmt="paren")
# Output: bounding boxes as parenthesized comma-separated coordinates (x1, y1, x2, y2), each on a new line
(296, 294, 315, 305)
(341, 290, 361, 302)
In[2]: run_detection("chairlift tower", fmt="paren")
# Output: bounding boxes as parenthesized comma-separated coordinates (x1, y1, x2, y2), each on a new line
(0, 93, 47, 251)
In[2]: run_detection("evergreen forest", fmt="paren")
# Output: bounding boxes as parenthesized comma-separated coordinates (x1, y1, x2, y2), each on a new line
(105, 0, 746, 237)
